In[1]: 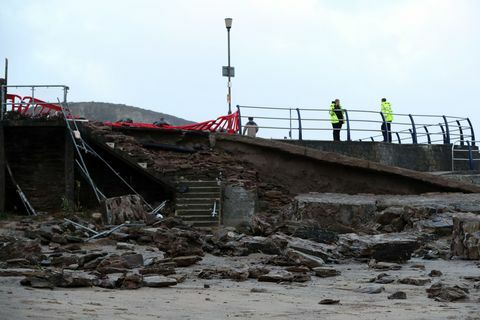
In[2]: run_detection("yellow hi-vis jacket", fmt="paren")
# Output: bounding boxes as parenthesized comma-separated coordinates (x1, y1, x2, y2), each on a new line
(329, 103, 345, 124)
(381, 101, 394, 122)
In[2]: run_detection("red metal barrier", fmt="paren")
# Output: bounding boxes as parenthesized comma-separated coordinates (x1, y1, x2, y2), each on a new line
(6, 93, 64, 116)
(104, 111, 240, 134)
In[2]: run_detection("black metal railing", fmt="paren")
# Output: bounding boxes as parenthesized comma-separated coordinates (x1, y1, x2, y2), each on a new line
(236, 104, 475, 145)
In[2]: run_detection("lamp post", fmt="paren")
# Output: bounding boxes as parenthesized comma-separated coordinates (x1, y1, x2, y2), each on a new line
(224, 18, 234, 114)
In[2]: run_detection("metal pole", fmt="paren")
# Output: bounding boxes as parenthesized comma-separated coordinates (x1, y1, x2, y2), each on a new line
(442, 115, 450, 144)
(236, 105, 242, 134)
(467, 141, 474, 170)
(344, 109, 351, 141)
(466, 118, 476, 146)
(408, 114, 417, 144)
(227, 28, 232, 115)
(456, 120, 464, 147)
(296, 108, 302, 140)
(395, 132, 401, 144)
(439, 123, 446, 144)
(423, 126, 431, 144)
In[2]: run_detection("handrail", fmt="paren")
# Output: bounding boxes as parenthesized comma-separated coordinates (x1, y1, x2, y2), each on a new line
(451, 139, 480, 171)
(237, 104, 474, 145)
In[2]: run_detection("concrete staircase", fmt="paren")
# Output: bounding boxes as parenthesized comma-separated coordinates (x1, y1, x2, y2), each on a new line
(175, 180, 221, 228)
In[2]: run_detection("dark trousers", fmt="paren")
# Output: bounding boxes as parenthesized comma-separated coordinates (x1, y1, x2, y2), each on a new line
(381, 122, 392, 142)
(332, 122, 343, 141)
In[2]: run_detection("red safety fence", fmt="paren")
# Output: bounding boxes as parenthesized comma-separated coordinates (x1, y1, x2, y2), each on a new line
(5, 93, 65, 116)
(104, 111, 240, 134)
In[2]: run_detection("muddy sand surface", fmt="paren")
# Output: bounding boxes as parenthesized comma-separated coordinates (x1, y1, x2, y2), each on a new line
(0, 254, 479, 320)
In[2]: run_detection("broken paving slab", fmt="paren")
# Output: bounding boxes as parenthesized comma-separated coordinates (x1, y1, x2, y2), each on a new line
(291, 193, 377, 233)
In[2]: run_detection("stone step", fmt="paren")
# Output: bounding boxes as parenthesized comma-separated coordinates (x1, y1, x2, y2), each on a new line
(176, 198, 220, 205)
(184, 186, 221, 193)
(185, 220, 220, 228)
(175, 203, 214, 210)
(178, 215, 219, 222)
(176, 192, 221, 199)
(176, 209, 216, 216)
(177, 180, 220, 187)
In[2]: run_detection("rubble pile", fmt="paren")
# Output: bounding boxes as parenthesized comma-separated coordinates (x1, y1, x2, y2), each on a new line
(85, 123, 292, 213)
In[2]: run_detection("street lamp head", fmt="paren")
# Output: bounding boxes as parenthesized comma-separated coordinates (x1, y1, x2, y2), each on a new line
(224, 18, 233, 29)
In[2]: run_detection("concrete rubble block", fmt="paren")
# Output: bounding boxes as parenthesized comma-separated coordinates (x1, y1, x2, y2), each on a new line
(354, 284, 385, 294)
(258, 269, 294, 283)
(426, 282, 469, 302)
(171, 255, 202, 267)
(313, 267, 340, 278)
(119, 272, 143, 289)
(338, 233, 419, 262)
(139, 262, 176, 276)
(451, 212, 480, 260)
(198, 267, 249, 282)
(240, 236, 287, 255)
(284, 248, 325, 269)
(153, 228, 204, 258)
(272, 233, 338, 262)
(0, 236, 42, 263)
(388, 291, 407, 299)
(143, 275, 177, 288)
(102, 194, 147, 225)
(291, 193, 377, 233)
(398, 277, 431, 286)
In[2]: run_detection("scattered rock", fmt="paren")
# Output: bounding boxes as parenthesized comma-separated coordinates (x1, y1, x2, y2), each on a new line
(451, 213, 480, 260)
(338, 233, 418, 262)
(313, 267, 340, 278)
(372, 273, 395, 284)
(143, 275, 177, 288)
(251, 287, 269, 293)
(172, 255, 202, 267)
(354, 284, 385, 294)
(398, 277, 431, 286)
(116, 242, 135, 250)
(198, 267, 249, 282)
(429, 270, 443, 277)
(318, 299, 340, 305)
(368, 259, 402, 270)
(258, 270, 294, 283)
(388, 291, 407, 300)
(119, 272, 143, 290)
(426, 283, 468, 302)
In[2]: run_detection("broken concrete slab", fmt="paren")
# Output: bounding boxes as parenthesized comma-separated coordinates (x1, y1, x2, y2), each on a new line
(143, 275, 177, 288)
(313, 267, 340, 278)
(102, 194, 147, 225)
(338, 233, 419, 262)
(258, 270, 294, 283)
(426, 282, 469, 302)
(451, 212, 480, 260)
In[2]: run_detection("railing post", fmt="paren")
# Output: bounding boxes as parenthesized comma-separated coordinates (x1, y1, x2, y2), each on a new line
(423, 126, 431, 144)
(296, 107, 302, 141)
(344, 109, 351, 141)
(442, 115, 450, 144)
(0, 85, 4, 120)
(236, 105, 242, 134)
(456, 120, 464, 147)
(466, 118, 475, 146)
(370, 137, 374, 142)
(467, 140, 474, 170)
(395, 132, 401, 144)
(439, 124, 446, 144)
(408, 114, 417, 144)
(379, 112, 386, 142)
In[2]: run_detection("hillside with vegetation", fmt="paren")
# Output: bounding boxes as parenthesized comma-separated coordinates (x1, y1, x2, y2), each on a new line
(68, 102, 192, 125)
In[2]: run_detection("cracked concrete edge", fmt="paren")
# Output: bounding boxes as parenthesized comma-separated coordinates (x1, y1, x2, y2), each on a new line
(213, 133, 480, 193)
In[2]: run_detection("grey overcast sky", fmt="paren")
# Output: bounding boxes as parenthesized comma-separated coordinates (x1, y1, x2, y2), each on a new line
(1, 0, 479, 140)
